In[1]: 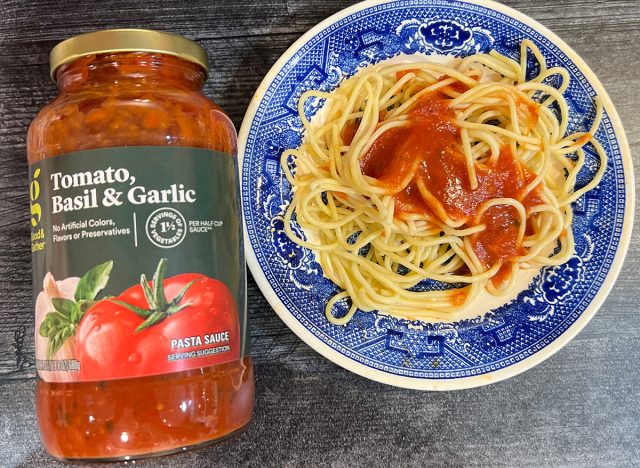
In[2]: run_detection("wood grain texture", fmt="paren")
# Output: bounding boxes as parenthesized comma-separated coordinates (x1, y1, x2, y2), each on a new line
(0, 0, 638, 466)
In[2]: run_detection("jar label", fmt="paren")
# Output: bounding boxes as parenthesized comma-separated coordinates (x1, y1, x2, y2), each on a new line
(30, 146, 248, 382)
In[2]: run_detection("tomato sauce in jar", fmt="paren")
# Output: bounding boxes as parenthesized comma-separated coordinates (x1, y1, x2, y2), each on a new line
(27, 29, 254, 461)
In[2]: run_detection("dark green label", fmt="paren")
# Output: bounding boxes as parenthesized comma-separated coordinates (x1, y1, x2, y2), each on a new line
(30, 146, 248, 382)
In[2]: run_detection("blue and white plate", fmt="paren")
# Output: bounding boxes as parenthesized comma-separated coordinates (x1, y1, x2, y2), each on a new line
(238, 0, 634, 389)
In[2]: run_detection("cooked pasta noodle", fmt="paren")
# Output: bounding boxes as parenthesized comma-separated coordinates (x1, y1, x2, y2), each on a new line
(281, 40, 606, 324)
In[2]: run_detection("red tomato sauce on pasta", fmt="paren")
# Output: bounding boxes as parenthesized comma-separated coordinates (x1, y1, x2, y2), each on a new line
(359, 94, 543, 280)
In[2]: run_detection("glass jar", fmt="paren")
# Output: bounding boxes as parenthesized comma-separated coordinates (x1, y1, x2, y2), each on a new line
(27, 29, 254, 461)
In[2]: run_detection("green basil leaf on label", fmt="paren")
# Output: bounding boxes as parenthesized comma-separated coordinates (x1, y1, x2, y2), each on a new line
(40, 312, 76, 358)
(75, 260, 113, 302)
(47, 326, 74, 359)
(39, 312, 64, 338)
(51, 298, 77, 318)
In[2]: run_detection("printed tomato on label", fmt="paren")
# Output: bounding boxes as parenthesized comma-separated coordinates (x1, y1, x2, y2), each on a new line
(75, 259, 240, 380)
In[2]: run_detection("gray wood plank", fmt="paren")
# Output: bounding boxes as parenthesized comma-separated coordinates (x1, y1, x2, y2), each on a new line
(0, 0, 638, 466)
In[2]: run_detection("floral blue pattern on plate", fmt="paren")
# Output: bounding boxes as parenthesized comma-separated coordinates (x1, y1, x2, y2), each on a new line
(238, 0, 634, 389)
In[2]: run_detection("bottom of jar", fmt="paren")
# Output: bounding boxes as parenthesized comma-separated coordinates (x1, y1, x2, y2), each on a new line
(47, 422, 250, 463)
(37, 358, 255, 461)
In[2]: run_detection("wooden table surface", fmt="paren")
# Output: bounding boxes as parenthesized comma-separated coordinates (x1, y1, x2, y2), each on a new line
(0, 0, 638, 466)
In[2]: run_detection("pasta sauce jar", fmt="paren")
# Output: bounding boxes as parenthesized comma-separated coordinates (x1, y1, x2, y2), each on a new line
(27, 29, 254, 461)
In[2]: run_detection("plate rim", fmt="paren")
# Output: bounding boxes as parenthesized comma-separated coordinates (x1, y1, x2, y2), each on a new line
(238, 0, 635, 390)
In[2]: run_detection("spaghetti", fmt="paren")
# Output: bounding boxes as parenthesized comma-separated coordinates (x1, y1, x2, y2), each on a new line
(281, 40, 606, 324)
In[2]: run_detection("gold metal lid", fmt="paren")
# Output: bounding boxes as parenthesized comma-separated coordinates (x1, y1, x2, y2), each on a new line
(49, 29, 208, 80)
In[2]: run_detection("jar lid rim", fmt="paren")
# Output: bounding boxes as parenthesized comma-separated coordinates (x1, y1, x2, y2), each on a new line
(49, 29, 208, 80)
